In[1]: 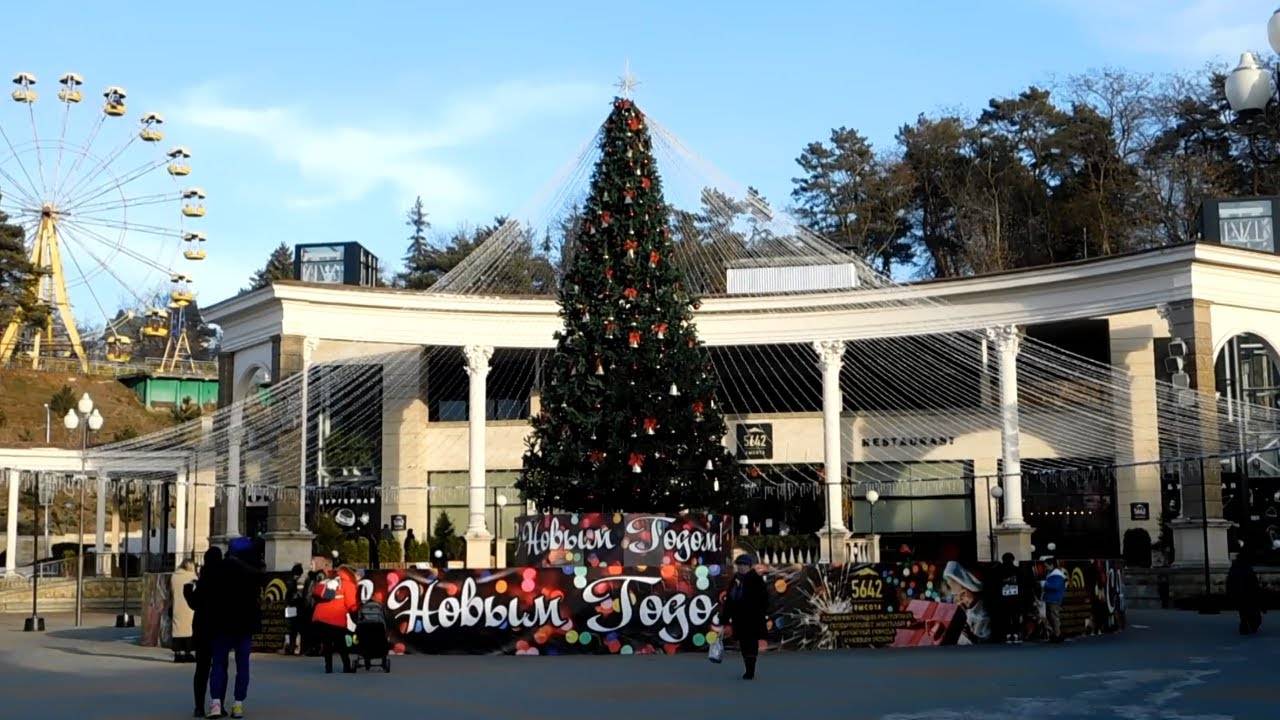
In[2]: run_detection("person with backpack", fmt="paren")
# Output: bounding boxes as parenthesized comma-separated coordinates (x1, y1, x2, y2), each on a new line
(202, 537, 263, 718)
(991, 553, 1025, 644)
(1042, 557, 1067, 644)
(312, 565, 359, 673)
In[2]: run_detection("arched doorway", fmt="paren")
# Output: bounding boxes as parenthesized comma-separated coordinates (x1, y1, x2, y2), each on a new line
(1215, 333, 1280, 559)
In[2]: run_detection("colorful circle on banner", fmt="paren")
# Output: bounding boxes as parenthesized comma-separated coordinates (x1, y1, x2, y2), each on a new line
(695, 566, 709, 578)
(660, 565, 677, 581)
(621, 645, 634, 655)
(774, 616, 784, 628)
(562, 566, 574, 575)
(696, 577, 709, 590)
(566, 630, 579, 644)
(386, 572, 399, 587)
(706, 630, 719, 644)
(524, 568, 537, 580)
(709, 564, 721, 576)
(573, 576, 587, 589)
(579, 631, 592, 645)
(692, 633, 706, 647)
(774, 579, 788, 594)
(570, 514, 579, 525)
(613, 513, 623, 524)
(495, 579, 508, 593)
(521, 579, 536, 593)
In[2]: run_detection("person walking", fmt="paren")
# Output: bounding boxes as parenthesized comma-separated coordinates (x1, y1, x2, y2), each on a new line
(311, 564, 359, 673)
(1042, 557, 1067, 644)
(171, 560, 198, 662)
(185, 547, 221, 718)
(721, 553, 768, 680)
(1227, 547, 1264, 635)
(205, 537, 263, 718)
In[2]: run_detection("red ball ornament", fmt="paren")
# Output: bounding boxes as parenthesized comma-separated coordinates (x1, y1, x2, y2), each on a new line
(628, 114, 643, 131)
(641, 176, 651, 190)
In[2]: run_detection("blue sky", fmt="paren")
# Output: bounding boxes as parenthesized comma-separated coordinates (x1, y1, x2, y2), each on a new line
(1, 0, 1273, 312)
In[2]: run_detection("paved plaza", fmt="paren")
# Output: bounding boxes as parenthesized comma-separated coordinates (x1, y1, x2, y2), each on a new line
(0, 610, 1274, 719)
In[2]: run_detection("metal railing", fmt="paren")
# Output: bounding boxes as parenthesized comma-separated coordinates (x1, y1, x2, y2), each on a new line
(3, 355, 218, 379)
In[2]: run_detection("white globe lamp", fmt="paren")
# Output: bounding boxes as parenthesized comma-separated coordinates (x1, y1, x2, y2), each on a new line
(1225, 52, 1273, 113)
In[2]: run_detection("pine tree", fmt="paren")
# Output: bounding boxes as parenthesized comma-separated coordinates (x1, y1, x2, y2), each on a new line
(405, 196, 430, 260)
(247, 242, 294, 291)
(518, 97, 737, 514)
(0, 205, 44, 330)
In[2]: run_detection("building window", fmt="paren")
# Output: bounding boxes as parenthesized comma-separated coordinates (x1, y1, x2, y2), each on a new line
(847, 461, 976, 562)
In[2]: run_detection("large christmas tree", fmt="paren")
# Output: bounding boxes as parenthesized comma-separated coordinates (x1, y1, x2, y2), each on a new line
(518, 97, 737, 514)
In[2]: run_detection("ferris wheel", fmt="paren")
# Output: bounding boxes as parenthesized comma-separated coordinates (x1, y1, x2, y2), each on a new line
(0, 71, 207, 373)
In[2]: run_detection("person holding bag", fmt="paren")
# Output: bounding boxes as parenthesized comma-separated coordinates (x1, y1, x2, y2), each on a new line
(721, 554, 768, 680)
(311, 565, 359, 673)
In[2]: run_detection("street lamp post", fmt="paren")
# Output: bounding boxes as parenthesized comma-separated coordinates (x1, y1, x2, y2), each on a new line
(115, 481, 134, 628)
(64, 392, 103, 628)
(989, 483, 1005, 562)
(865, 489, 880, 562)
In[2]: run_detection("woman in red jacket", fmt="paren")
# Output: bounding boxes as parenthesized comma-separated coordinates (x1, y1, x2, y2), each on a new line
(311, 566, 358, 673)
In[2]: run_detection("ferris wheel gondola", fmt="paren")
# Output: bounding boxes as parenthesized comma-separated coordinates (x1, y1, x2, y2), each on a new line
(0, 70, 209, 371)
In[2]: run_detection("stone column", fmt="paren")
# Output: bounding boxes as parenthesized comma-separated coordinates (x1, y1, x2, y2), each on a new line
(1161, 301, 1231, 568)
(263, 335, 315, 571)
(463, 344, 494, 568)
(175, 465, 188, 564)
(225, 418, 243, 539)
(987, 326, 1034, 560)
(1109, 312, 1162, 545)
(95, 475, 107, 570)
(381, 348, 429, 543)
(813, 340, 851, 563)
(5, 469, 18, 575)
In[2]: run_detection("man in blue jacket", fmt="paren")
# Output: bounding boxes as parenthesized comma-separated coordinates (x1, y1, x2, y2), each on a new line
(1042, 557, 1067, 643)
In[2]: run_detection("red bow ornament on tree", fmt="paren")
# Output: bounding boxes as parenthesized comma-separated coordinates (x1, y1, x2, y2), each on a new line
(624, 239, 638, 260)
(628, 452, 645, 474)
(628, 329, 642, 348)
(653, 322, 668, 339)
(643, 417, 658, 435)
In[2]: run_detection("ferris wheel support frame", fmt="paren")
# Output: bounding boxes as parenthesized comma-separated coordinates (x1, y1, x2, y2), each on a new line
(0, 207, 88, 371)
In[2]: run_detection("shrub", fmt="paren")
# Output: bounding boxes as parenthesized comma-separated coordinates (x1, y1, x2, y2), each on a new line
(1123, 528, 1152, 568)
(378, 537, 402, 563)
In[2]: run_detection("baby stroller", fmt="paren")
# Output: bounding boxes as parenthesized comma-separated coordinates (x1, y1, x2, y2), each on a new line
(353, 601, 391, 672)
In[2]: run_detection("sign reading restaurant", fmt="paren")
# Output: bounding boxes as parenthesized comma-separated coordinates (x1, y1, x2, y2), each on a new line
(860, 435, 956, 448)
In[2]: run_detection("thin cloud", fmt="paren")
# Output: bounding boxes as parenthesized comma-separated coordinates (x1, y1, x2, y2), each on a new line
(1053, 0, 1271, 61)
(173, 79, 601, 211)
